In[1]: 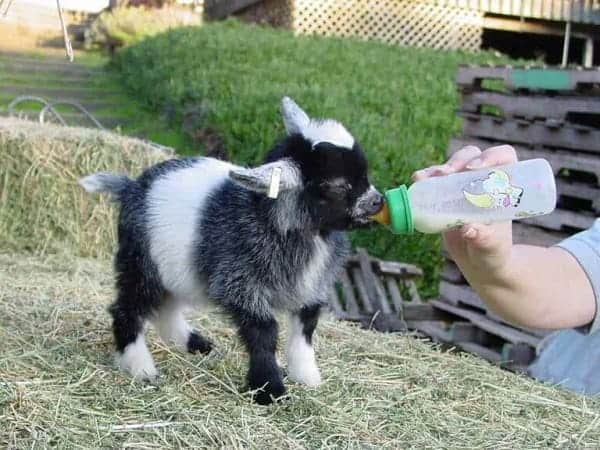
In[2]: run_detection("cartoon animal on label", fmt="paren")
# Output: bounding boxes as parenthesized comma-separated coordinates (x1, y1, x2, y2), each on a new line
(463, 169, 523, 209)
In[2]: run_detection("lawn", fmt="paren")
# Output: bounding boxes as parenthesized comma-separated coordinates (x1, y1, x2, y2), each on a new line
(113, 20, 515, 296)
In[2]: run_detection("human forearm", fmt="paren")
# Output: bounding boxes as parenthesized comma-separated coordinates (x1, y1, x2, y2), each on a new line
(460, 245, 595, 329)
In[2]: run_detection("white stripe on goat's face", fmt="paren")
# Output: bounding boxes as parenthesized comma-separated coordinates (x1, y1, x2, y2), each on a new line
(281, 97, 354, 149)
(302, 119, 355, 149)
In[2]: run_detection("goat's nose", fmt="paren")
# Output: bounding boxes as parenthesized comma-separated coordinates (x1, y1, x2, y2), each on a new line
(367, 193, 385, 215)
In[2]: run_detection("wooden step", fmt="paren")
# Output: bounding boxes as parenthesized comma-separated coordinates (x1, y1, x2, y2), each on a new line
(0, 59, 104, 77)
(1, 86, 121, 100)
(1, 111, 128, 129)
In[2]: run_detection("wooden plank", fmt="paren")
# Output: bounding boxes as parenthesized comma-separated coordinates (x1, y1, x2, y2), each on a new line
(449, 322, 483, 342)
(458, 342, 503, 363)
(502, 342, 537, 367)
(512, 222, 568, 246)
(402, 304, 452, 321)
(339, 271, 360, 317)
(204, 0, 262, 19)
(438, 281, 551, 338)
(376, 260, 423, 278)
(521, 208, 595, 232)
(441, 259, 465, 283)
(385, 276, 404, 312)
(411, 321, 452, 342)
(557, 180, 600, 213)
(346, 255, 423, 278)
(357, 248, 390, 314)
(327, 285, 345, 317)
(460, 113, 600, 154)
(406, 280, 422, 304)
(449, 137, 600, 184)
(351, 267, 373, 313)
(460, 90, 600, 121)
(430, 300, 541, 347)
(412, 322, 504, 364)
(456, 65, 600, 92)
(439, 280, 487, 310)
(374, 276, 393, 314)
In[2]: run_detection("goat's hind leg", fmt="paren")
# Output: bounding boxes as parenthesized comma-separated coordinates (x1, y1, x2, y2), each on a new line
(111, 244, 163, 382)
(110, 293, 158, 382)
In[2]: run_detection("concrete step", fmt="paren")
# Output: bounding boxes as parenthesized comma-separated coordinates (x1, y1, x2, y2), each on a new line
(0, 72, 110, 86)
(1, 97, 125, 113)
(0, 57, 104, 76)
(1, 85, 123, 100)
(1, 111, 129, 129)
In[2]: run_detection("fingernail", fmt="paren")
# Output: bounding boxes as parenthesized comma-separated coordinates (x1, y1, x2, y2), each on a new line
(466, 158, 484, 170)
(412, 170, 425, 180)
(463, 227, 477, 239)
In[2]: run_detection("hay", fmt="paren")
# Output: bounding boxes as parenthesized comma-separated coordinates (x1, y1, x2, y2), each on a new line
(1, 252, 599, 448)
(0, 118, 169, 259)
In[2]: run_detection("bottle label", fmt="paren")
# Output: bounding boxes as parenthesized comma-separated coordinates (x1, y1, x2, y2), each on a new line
(463, 169, 523, 209)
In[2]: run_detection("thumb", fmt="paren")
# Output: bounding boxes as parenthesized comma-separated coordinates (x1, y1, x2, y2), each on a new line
(459, 223, 513, 274)
(460, 224, 498, 252)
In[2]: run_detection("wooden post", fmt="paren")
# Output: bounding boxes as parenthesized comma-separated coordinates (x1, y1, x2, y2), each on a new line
(584, 37, 594, 68)
(562, 20, 571, 67)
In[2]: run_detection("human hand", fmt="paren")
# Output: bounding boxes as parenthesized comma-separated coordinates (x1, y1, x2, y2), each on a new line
(412, 145, 518, 280)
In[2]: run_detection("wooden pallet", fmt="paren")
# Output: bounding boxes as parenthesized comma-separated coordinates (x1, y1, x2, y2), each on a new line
(423, 65, 600, 371)
(329, 248, 442, 332)
(460, 113, 600, 154)
(334, 66, 598, 374)
(456, 65, 600, 93)
(330, 249, 540, 371)
(460, 90, 600, 122)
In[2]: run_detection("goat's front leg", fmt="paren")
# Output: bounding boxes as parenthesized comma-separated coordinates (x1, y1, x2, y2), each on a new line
(286, 304, 321, 386)
(235, 311, 285, 405)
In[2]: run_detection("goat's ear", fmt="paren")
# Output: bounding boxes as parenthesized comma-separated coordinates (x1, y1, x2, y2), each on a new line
(229, 160, 302, 197)
(281, 96, 310, 136)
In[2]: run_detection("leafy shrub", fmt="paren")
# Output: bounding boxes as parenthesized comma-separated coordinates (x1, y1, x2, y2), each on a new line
(85, 6, 201, 50)
(113, 20, 513, 295)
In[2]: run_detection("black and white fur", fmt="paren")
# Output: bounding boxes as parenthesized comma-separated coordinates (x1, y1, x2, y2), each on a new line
(80, 97, 383, 405)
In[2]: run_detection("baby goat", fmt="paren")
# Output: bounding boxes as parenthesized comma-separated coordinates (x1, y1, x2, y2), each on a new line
(80, 97, 383, 404)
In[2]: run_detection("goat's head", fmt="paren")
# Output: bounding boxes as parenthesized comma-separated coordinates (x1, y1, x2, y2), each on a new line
(229, 97, 384, 231)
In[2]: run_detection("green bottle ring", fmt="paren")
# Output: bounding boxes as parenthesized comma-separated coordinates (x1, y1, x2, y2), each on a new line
(385, 185, 414, 234)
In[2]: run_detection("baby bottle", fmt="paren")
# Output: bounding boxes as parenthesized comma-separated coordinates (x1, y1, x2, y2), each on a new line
(371, 159, 556, 234)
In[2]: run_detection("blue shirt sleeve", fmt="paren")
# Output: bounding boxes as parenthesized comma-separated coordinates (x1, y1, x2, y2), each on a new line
(555, 219, 600, 334)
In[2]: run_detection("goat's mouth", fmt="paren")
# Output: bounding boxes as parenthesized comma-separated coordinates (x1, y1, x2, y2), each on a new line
(350, 214, 378, 229)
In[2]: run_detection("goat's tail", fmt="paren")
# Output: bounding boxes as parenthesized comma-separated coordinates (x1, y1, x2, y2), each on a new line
(79, 172, 135, 202)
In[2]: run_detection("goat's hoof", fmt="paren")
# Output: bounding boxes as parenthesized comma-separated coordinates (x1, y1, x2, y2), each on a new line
(115, 350, 159, 383)
(187, 331, 213, 355)
(249, 381, 287, 405)
(288, 365, 321, 387)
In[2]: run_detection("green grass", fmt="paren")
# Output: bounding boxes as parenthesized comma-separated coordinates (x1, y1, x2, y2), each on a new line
(113, 20, 516, 296)
(2, 252, 599, 448)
